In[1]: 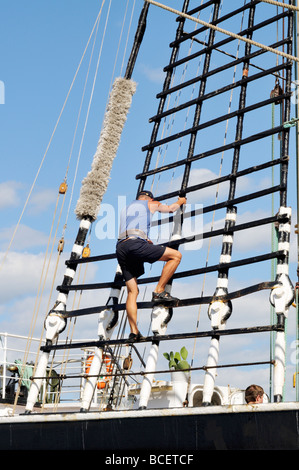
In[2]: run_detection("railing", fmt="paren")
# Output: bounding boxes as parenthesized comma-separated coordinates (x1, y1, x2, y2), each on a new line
(0, 332, 86, 408)
(0, 332, 138, 412)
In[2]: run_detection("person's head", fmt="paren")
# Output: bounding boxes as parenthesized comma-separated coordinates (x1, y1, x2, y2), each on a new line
(137, 190, 154, 200)
(245, 384, 264, 404)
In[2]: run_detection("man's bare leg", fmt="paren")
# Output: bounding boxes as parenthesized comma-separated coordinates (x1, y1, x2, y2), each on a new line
(154, 247, 182, 294)
(125, 277, 139, 334)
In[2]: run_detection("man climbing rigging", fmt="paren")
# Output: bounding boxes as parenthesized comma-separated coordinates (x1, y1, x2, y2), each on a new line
(116, 190, 186, 341)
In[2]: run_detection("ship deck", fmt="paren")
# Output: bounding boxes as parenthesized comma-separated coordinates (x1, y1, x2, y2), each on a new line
(0, 402, 298, 451)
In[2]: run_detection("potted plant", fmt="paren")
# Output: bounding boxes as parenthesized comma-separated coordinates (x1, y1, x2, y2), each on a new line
(163, 346, 190, 372)
(163, 347, 190, 407)
(163, 346, 190, 381)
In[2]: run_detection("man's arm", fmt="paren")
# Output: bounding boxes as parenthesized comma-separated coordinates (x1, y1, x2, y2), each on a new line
(149, 197, 186, 214)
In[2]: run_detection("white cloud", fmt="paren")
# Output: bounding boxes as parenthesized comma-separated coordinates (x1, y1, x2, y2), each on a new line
(0, 224, 49, 251)
(0, 251, 62, 304)
(0, 180, 57, 215)
(27, 188, 57, 215)
(0, 250, 98, 304)
(167, 168, 252, 205)
(138, 64, 165, 83)
(0, 181, 23, 210)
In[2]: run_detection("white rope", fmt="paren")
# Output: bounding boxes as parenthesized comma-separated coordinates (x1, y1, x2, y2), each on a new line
(152, 3, 208, 196)
(260, 0, 299, 11)
(63, 11, 102, 230)
(120, 0, 136, 77)
(0, 4, 106, 272)
(144, 0, 299, 63)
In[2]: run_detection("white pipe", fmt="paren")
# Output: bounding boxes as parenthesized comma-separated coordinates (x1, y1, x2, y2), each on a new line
(138, 304, 171, 409)
(273, 330, 286, 400)
(1, 334, 7, 400)
(80, 348, 103, 411)
(138, 342, 159, 409)
(202, 337, 219, 404)
(25, 351, 49, 413)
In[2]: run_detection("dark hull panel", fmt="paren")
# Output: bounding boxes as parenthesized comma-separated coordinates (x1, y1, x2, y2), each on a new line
(0, 404, 298, 451)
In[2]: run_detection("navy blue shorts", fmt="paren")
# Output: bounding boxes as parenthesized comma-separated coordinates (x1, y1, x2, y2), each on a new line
(116, 238, 166, 282)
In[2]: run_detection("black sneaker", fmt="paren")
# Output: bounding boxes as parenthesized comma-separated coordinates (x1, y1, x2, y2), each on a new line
(128, 331, 144, 341)
(152, 291, 179, 303)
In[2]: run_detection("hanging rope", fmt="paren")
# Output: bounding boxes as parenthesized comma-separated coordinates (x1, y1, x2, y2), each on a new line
(16, 1, 125, 383)
(12, 188, 68, 412)
(0, 4, 108, 275)
(39, 0, 140, 407)
(144, 0, 299, 63)
(38, 0, 143, 408)
(260, 0, 298, 11)
(46, 0, 141, 407)
(153, 0, 212, 197)
(120, 0, 136, 78)
(269, 3, 280, 400)
(13, 1, 113, 411)
(45, 259, 91, 411)
(189, 0, 247, 371)
(136, 1, 209, 358)
(63, 13, 102, 229)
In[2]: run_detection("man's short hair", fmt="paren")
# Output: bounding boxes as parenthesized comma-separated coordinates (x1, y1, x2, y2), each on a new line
(137, 190, 154, 199)
(245, 384, 264, 403)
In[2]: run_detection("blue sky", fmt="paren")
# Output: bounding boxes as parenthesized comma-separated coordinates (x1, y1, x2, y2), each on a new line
(0, 0, 298, 402)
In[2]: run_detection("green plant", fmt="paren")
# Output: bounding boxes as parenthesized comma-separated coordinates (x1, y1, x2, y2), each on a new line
(163, 347, 190, 371)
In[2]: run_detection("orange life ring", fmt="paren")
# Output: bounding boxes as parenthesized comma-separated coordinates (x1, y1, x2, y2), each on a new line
(85, 355, 94, 374)
(85, 354, 113, 390)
